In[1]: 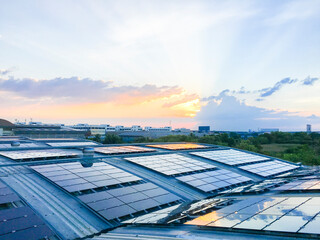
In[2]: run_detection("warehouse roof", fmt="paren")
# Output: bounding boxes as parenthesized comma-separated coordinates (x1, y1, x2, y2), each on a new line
(0, 137, 319, 240)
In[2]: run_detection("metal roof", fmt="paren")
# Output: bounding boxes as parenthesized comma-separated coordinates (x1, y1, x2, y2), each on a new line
(0, 137, 319, 240)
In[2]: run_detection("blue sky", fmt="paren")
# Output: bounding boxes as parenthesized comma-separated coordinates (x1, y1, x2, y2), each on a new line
(0, 0, 319, 130)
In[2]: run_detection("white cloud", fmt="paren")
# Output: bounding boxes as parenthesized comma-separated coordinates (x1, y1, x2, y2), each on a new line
(197, 91, 320, 131)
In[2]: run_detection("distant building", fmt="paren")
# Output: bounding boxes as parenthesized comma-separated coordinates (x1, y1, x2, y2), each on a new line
(307, 124, 312, 133)
(173, 128, 191, 133)
(0, 119, 15, 136)
(131, 125, 143, 131)
(13, 125, 86, 139)
(198, 126, 210, 133)
(145, 126, 172, 132)
(259, 128, 279, 133)
(70, 124, 110, 136)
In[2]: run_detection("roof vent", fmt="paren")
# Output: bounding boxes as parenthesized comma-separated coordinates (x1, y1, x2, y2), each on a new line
(81, 147, 94, 168)
(82, 147, 94, 157)
(81, 162, 93, 168)
(11, 141, 20, 147)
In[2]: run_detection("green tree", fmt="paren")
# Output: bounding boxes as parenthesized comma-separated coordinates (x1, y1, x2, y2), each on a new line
(103, 134, 123, 144)
(92, 134, 101, 143)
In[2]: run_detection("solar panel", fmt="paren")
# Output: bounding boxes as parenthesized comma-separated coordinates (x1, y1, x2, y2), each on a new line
(146, 143, 210, 150)
(239, 160, 299, 177)
(0, 143, 41, 149)
(0, 149, 80, 161)
(31, 162, 142, 192)
(46, 141, 98, 147)
(0, 180, 56, 240)
(32, 162, 182, 221)
(125, 154, 216, 176)
(94, 146, 156, 155)
(274, 179, 320, 191)
(186, 196, 320, 235)
(80, 183, 181, 220)
(33, 138, 77, 141)
(176, 169, 252, 192)
(191, 149, 270, 166)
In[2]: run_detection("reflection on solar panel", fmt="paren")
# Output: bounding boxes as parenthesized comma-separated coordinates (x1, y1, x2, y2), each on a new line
(146, 143, 210, 150)
(126, 154, 216, 176)
(274, 178, 320, 191)
(123, 204, 181, 224)
(239, 160, 299, 177)
(192, 149, 269, 166)
(47, 142, 98, 147)
(32, 162, 182, 221)
(176, 170, 252, 192)
(95, 146, 156, 155)
(186, 196, 320, 235)
(0, 149, 79, 161)
(0, 143, 41, 149)
(0, 180, 55, 240)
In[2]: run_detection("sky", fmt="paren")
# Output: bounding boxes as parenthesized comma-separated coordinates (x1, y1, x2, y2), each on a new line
(0, 0, 320, 131)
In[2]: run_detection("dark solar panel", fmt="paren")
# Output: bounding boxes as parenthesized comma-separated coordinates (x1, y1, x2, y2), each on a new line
(32, 162, 143, 193)
(80, 184, 182, 220)
(0, 207, 34, 222)
(0, 181, 56, 240)
(0, 224, 54, 240)
(32, 162, 182, 221)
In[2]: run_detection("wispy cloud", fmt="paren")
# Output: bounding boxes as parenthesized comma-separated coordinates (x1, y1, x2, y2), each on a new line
(259, 77, 297, 97)
(0, 76, 185, 104)
(302, 76, 319, 85)
(0, 68, 11, 75)
(162, 93, 198, 108)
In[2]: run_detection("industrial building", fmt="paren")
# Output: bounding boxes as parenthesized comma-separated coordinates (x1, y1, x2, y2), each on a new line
(0, 137, 319, 239)
(0, 119, 86, 139)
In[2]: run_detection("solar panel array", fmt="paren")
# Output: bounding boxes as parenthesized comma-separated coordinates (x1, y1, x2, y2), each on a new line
(32, 162, 182, 221)
(95, 146, 156, 155)
(46, 141, 98, 147)
(31, 162, 142, 192)
(0, 143, 41, 149)
(274, 179, 320, 191)
(186, 196, 320, 235)
(239, 160, 299, 177)
(176, 170, 252, 192)
(192, 149, 269, 166)
(125, 154, 216, 176)
(0, 181, 55, 240)
(146, 143, 210, 150)
(0, 149, 79, 161)
(33, 138, 76, 141)
(78, 183, 181, 220)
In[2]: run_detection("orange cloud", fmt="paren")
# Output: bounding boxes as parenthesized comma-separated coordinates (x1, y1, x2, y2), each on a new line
(2, 88, 200, 119)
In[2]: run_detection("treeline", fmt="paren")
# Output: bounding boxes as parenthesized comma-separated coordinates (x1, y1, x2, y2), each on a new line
(90, 132, 320, 166)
